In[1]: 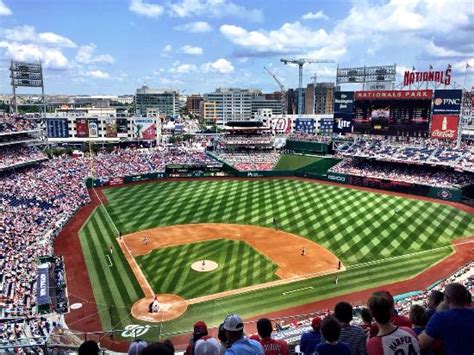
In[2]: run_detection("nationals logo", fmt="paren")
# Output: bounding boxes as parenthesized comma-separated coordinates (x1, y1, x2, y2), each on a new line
(430, 115, 459, 140)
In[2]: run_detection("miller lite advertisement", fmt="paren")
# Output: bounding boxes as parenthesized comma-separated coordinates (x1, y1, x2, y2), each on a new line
(432, 90, 463, 114)
(431, 115, 459, 140)
(333, 113, 353, 134)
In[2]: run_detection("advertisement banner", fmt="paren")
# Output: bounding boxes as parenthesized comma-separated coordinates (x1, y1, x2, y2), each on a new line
(117, 118, 128, 138)
(294, 118, 315, 134)
(432, 90, 463, 114)
(47, 118, 69, 138)
(76, 118, 89, 137)
(105, 118, 117, 138)
(334, 91, 354, 113)
(327, 173, 348, 183)
(271, 117, 292, 133)
(134, 118, 156, 140)
(431, 114, 459, 140)
(88, 118, 99, 138)
(36, 264, 49, 305)
(333, 113, 353, 134)
(319, 117, 333, 135)
(355, 90, 432, 100)
(109, 177, 124, 185)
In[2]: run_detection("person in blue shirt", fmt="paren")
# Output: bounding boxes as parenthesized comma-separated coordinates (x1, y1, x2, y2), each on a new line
(299, 316, 322, 355)
(419, 283, 474, 355)
(223, 314, 264, 355)
(315, 316, 351, 355)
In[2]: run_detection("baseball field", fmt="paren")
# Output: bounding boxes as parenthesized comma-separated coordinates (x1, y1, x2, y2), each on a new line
(78, 178, 474, 338)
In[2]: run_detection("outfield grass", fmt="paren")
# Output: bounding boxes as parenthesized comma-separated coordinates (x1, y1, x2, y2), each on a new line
(78, 179, 474, 337)
(273, 154, 321, 171)
(136, 239, 279, 299)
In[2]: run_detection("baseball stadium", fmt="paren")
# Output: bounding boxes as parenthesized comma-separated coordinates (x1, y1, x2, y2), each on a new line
(2, 53, 474, 355)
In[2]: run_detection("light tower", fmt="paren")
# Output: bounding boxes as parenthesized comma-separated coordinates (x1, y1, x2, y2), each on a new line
(280, 58, 334, 115)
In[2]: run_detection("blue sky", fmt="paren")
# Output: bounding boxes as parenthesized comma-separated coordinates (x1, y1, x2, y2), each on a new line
(0, 0, 473, 95)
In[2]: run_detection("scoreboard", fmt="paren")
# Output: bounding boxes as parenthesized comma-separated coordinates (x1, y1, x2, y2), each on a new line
(354, 90, 432, 137)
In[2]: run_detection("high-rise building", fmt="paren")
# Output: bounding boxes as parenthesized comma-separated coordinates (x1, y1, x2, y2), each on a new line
(186, 94, 203, 116)
(305, 84, 315, 115)
(134, 85, 179, 117)
(203, 88, 254, 125)
(251, 95, 283, 118)
(314, 83, 336, 114)
(201, 101, 217, 126)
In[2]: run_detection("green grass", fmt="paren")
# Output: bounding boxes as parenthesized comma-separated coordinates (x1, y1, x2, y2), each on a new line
(136, 239, 279, 299)
(78, 179, 474, 338)
(273, 154, 321, 171)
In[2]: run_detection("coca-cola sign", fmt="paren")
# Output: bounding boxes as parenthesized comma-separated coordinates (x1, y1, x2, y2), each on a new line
(431, 114, 459, 140)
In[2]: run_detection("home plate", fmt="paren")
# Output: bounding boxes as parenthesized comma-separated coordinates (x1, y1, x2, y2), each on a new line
(191, 260, 218, 272)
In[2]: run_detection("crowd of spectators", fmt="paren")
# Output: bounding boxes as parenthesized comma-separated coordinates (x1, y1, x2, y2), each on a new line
(288, 133, 332, 144)
(330, 159, 473, 188)
(339, 137, 474, 173)
(0, 116, 37, 134)
(217, 152, 280, 171)
(218, 135, 274, 147)
(0, 145, 47, 170)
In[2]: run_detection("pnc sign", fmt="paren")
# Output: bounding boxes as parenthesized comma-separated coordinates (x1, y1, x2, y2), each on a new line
(403, 65, 452, 86)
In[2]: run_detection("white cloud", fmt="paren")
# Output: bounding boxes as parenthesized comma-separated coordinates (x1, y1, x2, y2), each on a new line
(220, 22, 330, 55)
(302, 10, 328, 21)
(168, 0, 263, 22)
(129, 0, 164, 18)
(83, 70, 110, 79)
(3, 25, 76, 47)
(170, 63, 197, 73)
(76, 44, 114, 64)
(0, 0, 12, 16)
(202, 58, 234, 74)
(181, 45, 203, 55)
(174, 21, 212, 33)
(38, 32, 76, 48)
(0, 41, 70, 69)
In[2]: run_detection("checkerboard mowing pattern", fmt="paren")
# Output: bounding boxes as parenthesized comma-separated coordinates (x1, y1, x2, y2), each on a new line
(79, 179, 473, 336)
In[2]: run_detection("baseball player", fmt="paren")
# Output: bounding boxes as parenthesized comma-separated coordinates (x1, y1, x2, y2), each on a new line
(301, 247, 306, 256)
(143, 236, 148, 245)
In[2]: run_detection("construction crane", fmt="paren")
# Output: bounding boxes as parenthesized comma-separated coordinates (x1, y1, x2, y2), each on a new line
(280, 58, 334, 114)
(264, 66, 287, 114)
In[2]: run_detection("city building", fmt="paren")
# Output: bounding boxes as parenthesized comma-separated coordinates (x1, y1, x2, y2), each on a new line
(305, 84, 315, 114)
(134, 85, 179, 117)
(186, 94, 203, 116)
(201, 101, 217, 126)
(314, 82, 336, 114)
(203, 88, 255, 125)
(251, 94, 283, 118)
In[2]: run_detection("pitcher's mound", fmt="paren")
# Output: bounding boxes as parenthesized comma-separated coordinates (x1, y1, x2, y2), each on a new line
(191, 260, 218, 272)
(131, 294, 187, 322)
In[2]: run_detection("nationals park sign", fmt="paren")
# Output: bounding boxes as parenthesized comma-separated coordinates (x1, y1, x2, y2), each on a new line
(403, 65, 452, 87)
(354, 90, 433, 100)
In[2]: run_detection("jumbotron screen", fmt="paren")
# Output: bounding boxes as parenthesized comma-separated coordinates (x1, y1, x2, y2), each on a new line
(353, 90, 432, 136)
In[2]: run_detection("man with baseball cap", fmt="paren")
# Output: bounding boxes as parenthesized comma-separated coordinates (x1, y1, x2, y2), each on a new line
(223, 314, 264, 355)
(185, 321, 209, 355)
(299, 316, 322, 355)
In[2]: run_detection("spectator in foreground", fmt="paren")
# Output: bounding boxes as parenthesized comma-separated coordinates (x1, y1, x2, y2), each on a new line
(141, 340, 175, 355)
(256, 318, 288, 355)
(409, 305, 428, 336)
(333, 301, 366, 355)
(419, 283, 474, 355)
(360, 308, 373, 336)
(129, 340, 148, 355)
(315, 316, 351, 355)
(78, 340, 100, 355)
(195, 337, 221, 355)
(369, 291, 412, 338)
(299, 316, 321, 355)
(223, 314, 264, 355)
(425, 290, 444, 321)
(366, 293, 420, 355)
(185, 321, 209, 355)
(217, 323, 228, 355)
